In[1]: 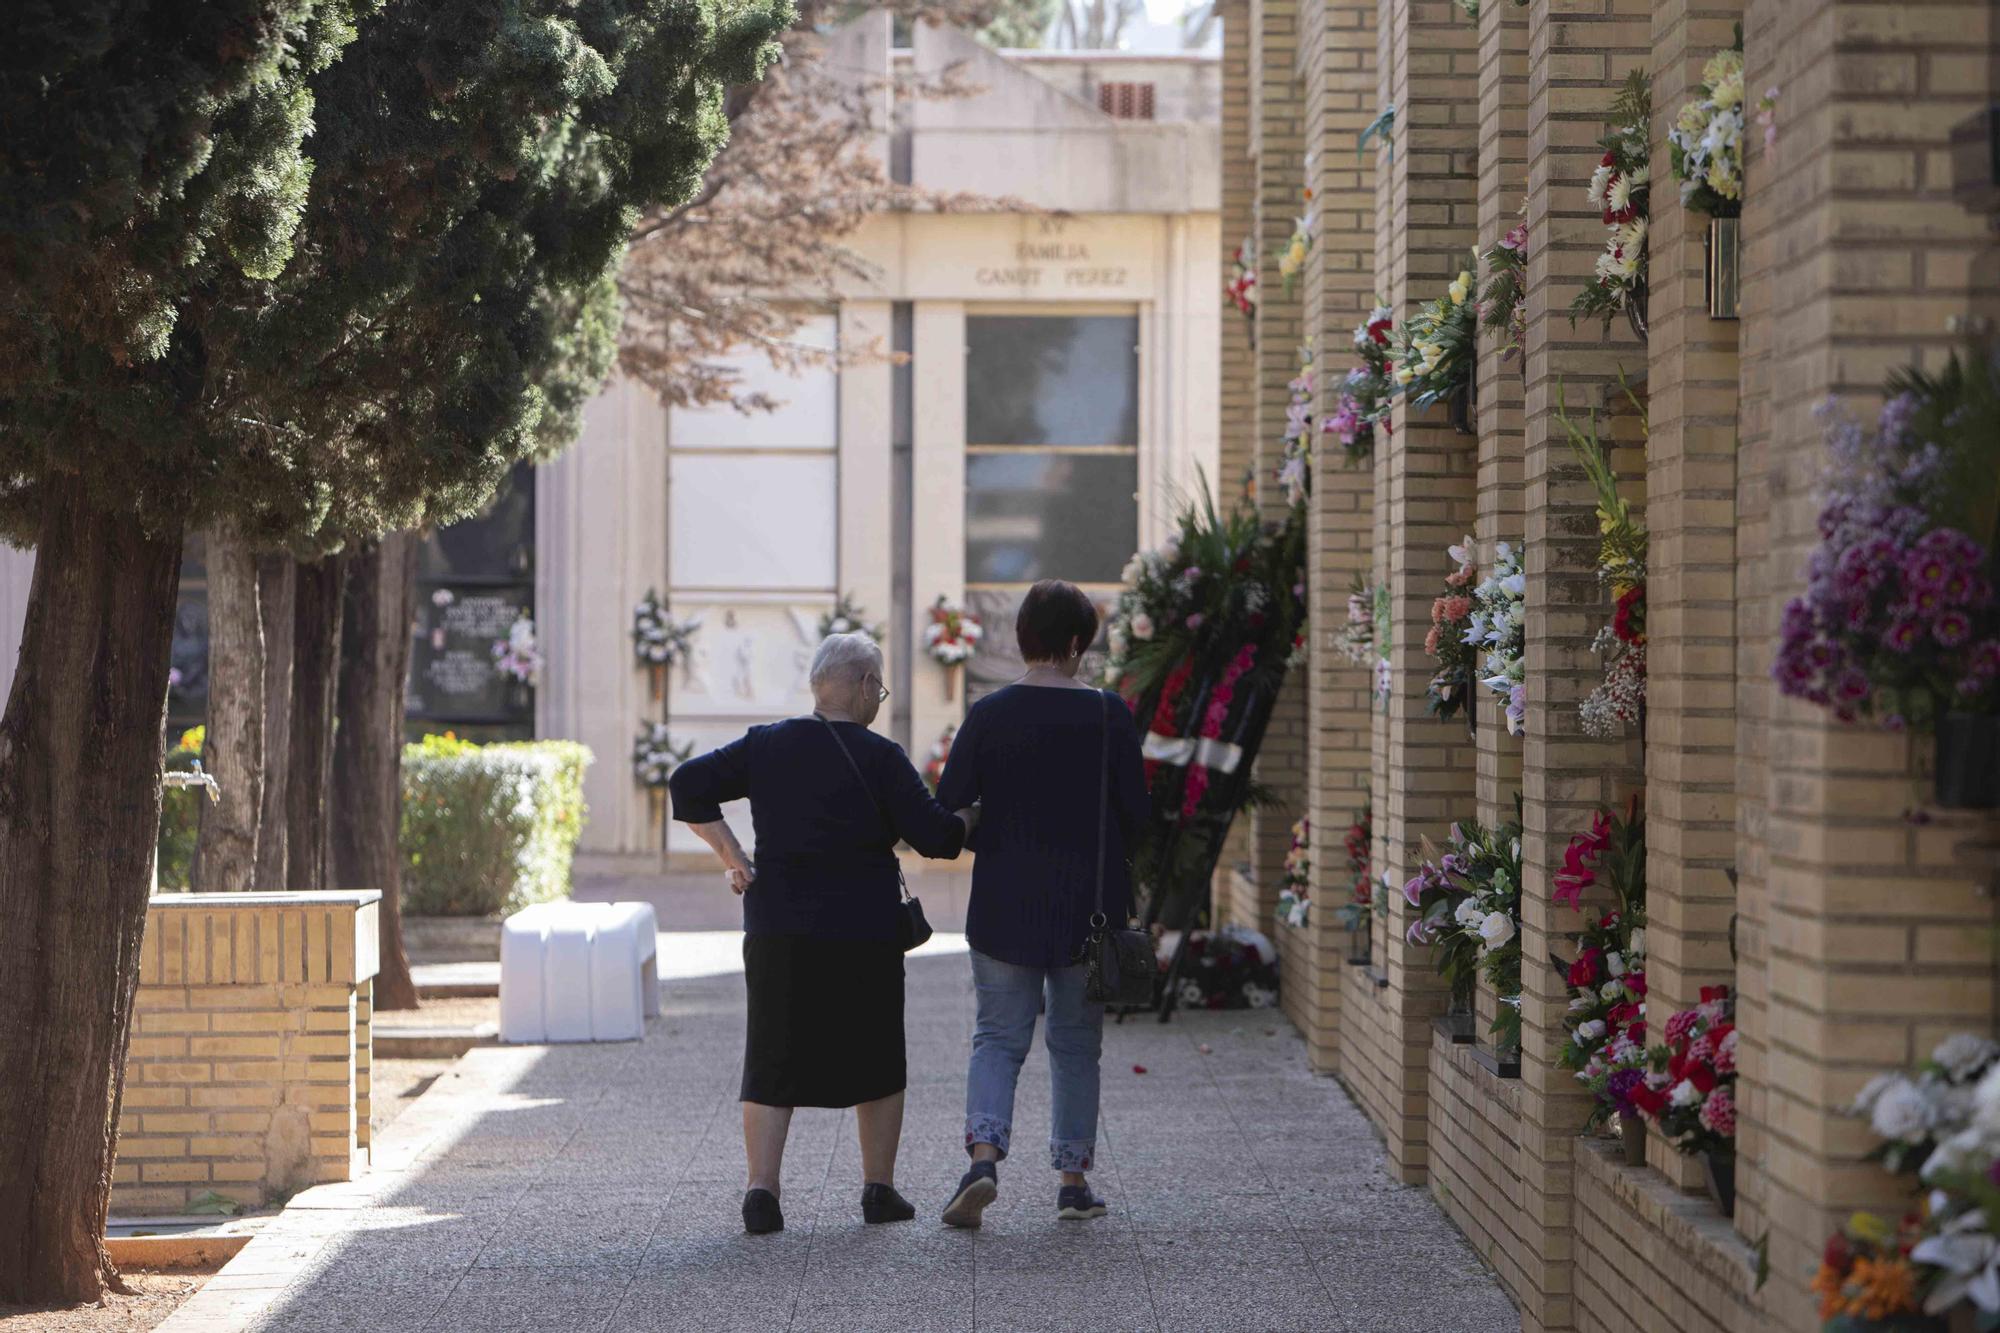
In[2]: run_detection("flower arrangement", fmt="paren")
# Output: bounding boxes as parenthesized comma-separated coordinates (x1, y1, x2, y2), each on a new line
(1478, 207, 1528, 367)
(1277, 341, 1315, 507)
(631, 588, 701, 676)
(1813, 1213, 1930, 1329)
(1103, 492, 1308, 924)
(1227, 234, 1258, 320)
(923, 724, 956, 792)
(1277, 817, 1311, 928)
(1167, 925, 1280, 1010)
(1324, 305, 1397, 467)
(1470, 541, 1527, 735)
(631, 721, 692, 790)
(924, 595, 982, 666)
(1278, 164, 1314, 294)
(819, 591, 885, 643)
(1667, 38, 1775, 218)
(1838, 1036, 2000, 1327)
(1552, 799, 1649, 1127)
(1572, 71, 1652, 334)
(1772, 349, 2000, 732)
(1556, 380, 1650, 737)
(1404, 809, 1524, 1046)
(1334, 803, 1372, 933)
(1851, 1033, 2000, 1178)
(1334, 576, 1377, 667)
(1630, 986, 1735, 1180)
(1392, 252, 1479, 411)
(1425, 536, 1480, 722)
(491, 615, 543, 687)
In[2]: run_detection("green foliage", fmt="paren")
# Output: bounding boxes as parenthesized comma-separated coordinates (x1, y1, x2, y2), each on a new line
(400, 737, 594, 917)
(1888, 345, 2000, 556)
(1553, 376, 1650, 596)
(1, 0, 790, 549)
(156, 727, 208, 891)
(980, 0, 1058, 46)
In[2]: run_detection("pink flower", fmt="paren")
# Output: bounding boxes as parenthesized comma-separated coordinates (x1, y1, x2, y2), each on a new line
(1185, 613, 1204, 630)
(1713, 1029, 1737, 1075)
(1698, 1085, 1735, 1137)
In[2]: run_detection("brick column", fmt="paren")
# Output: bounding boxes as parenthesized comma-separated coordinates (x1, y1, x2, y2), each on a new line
(1518, 1, 1653, 1327)
(1283, 0, 1380, 1070)
(1738, 1, 2000, 1325)
(1244, 0, 1309, 935)
(1645, 0, 1747, 1202)
(1219, 0, 1256, 504)
(1367, 0, 1480, 1184)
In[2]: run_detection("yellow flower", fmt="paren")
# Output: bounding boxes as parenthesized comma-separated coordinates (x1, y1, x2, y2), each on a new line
(1394, 366, 1416, 385)
(1676, 99, 1709, 138)
(1711, 71, 1744, 110)
(1448, 272, 1470, 304)
(1702, 48, 1743, 90)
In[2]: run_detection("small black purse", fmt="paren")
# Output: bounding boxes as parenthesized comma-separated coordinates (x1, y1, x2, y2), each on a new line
(1081, 692, 1153, 1007)
(818, 715, 933, 952)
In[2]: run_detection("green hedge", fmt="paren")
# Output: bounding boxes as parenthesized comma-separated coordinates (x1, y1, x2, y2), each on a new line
(401, 735, 593, 917)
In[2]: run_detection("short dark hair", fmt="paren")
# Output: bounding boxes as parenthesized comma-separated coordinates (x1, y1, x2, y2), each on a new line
(1015, 579, 1100, 662)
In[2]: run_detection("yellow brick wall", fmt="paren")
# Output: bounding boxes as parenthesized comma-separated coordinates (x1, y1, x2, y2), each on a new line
(112, 895, 379, 1214)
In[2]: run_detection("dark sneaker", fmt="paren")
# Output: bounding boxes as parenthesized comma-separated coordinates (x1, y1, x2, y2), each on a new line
(941, 1161, 999, 1229)
(742, 1187, 784, 1235)
(1057, 1183, 1107, 1220)
(862, 1182, 917, 1224)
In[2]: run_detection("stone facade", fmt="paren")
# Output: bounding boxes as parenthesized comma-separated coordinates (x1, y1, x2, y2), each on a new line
(112, 892, 380, 1213)
(1229, 0, 2000, 1328)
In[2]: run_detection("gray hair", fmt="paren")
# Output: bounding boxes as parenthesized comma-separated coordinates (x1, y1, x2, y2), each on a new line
(809, 632, 883, 691)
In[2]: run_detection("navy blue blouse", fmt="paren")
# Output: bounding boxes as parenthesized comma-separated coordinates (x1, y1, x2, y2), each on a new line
(936, 685, 1150, 969)
(667, 717, 965, 943)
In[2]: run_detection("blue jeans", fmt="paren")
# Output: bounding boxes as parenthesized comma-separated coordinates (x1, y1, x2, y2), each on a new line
(964, 949, 1104, 1172)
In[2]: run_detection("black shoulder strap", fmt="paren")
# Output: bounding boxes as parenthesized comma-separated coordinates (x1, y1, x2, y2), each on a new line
(1094, 690, 1110, 923)
(816, 714, 911, 902)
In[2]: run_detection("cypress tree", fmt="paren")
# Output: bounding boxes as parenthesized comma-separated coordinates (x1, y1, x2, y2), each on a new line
(0, 0, 784, 1303)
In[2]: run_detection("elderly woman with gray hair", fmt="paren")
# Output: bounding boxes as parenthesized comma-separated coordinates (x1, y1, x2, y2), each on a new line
(669, 632, 975, 1236)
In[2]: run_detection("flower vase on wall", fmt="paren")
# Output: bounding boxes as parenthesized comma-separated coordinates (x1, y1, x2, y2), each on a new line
(648, 786, 665, 830)
(1617, 1112, 1647, 1168)
(1624, 282, 1649, 343)
(944, 661, 960, 703)
(1705, 216, 1741, 319)
(1935, 714, 2000, 809)
(650, 662, 664, 702)
(1701, 1147, 1735, 1217)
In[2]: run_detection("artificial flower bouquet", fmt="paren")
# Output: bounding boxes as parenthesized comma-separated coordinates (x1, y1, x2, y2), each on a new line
(1334, 804, 1373, 934)
(1632, 985, 1736, 1210)
(1479, 207, 1528, 366)
(1278, 169, 1314, 293)
(1555, 380, 1649, 737)
(924, 596, 983, 666)
(923, 724, 955, 793)
(631, 588, 701, 673)
(1471, 541, 1528, 736)
(492, 615, 543, 687)
(1374, 582, 1394, 711)
(1393, 254, 1479, 412)
(1278, 816, 1311, 928)
(632, 722, 692, 790)
(1552, 799, 1648, 1129)
(1853, 1033, 2000, 1179)
(1325, 305, 1397, 467)
(1227, 234, 1258, 320)
(1425, 536, 1481, 722)
(1334, 576, 1378, 667)
(819, 591, 885, 642)
(1166, 925, 1281, 1010)
(1572, 71, 1652, 334)
(1772, 349, 2000, 739)
(1404, 809, 1525, 1046)
(1277, 341, 1315, 507)
(1813, 1212, 1936, 1332)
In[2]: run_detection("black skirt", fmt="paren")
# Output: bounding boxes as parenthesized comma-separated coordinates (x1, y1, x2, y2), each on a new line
(741, 934, 906, 1108)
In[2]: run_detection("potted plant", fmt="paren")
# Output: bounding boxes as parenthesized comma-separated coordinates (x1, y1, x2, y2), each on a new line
(1771, 348, 2000, 808)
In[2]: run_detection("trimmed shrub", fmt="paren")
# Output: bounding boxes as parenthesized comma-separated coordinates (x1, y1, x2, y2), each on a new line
(400, 735, 593, 917)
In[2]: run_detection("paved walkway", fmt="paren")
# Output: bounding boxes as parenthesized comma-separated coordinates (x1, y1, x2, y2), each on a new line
(161, 938, 1516, 1333)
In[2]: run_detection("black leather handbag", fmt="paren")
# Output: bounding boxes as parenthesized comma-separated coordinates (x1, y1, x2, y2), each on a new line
(818, 715, 933, 952)
(1081, 692, 1154, 1007)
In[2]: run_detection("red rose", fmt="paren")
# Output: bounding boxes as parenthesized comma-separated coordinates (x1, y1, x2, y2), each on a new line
(1606, 1002, 1640, 1029)
(1567, 948, 1602, 988)
(1613, 585, 1645, 643)
(1234, 555, 1252, 575)
(1688, 1063, 1718, 1095)
(1626, 971, 1647, 996)
(1630, 1083, 1668, 1116)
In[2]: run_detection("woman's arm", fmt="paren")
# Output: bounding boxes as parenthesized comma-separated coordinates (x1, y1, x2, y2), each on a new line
(667, 733, 755, 889)
(685, 819, 754, 893)
(882, 747, 971, 860)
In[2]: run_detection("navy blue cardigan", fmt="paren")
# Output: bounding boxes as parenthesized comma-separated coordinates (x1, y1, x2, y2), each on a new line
(668, 717, 965, 942)
(936, 685, 1149, 969)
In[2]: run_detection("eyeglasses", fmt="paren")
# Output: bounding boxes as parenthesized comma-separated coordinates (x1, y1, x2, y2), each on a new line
(864, 674, 891, 703)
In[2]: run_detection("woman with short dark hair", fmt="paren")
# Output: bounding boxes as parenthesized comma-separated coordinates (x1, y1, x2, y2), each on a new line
(934, 579, 1149, 1228)
(669, 632, 974, 1236)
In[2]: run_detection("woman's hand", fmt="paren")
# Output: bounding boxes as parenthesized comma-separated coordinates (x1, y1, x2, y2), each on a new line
(725, 865, 754, 895)
(955, 803, 980, 835)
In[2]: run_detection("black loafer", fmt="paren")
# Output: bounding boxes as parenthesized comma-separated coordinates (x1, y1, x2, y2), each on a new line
(941, 1161, 999, 1229)
(742, 1187, 784, 1234)
(861, 1182, 917, 1224)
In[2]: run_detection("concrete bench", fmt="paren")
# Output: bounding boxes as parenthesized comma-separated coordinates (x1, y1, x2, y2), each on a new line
(499, 901, 659, 1044)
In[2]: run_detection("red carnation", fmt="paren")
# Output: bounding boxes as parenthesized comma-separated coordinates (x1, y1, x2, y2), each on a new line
(1629, 1083, 1668, 1116)
(1567, 948, 1602, 988)
(1687, 1063, 1718, 1095)
(1613, 585, 1645, 644)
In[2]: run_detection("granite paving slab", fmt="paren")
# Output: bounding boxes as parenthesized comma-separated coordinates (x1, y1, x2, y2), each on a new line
(157, 940, 1517, 1333)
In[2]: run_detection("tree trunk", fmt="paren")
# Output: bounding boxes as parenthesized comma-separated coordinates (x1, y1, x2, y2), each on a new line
(0, 473, 183, 1305)
(286, 554, 346, 894)
(254, 555, 295, 891)
(190, 531, 261, 892)
(331, 534, 419, 1011)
